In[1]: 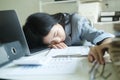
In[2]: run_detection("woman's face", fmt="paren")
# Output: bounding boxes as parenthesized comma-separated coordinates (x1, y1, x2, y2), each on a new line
(43, 23, 66, 46)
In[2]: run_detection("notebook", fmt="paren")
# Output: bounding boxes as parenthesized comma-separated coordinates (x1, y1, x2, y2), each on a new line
(0, 10, 46, 67)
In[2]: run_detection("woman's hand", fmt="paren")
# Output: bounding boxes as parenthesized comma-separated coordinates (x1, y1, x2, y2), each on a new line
(88, 44, 109, 64)
(48, 42, 68, 49)
(88, 38, 113, 64)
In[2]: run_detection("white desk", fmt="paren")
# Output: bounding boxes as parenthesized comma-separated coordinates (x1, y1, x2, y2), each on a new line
(0, 47, 118, 80)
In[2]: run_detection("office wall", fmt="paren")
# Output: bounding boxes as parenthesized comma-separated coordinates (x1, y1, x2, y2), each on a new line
(40, 1, 79, 14)
(0, 0, 40, 26)
(101, 0, 120, 11)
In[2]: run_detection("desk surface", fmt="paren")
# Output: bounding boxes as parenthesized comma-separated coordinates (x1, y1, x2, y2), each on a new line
(0, 47, 118, 80)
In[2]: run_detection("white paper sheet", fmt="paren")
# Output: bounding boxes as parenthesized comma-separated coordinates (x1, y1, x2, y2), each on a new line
(46, 46, 90, 57)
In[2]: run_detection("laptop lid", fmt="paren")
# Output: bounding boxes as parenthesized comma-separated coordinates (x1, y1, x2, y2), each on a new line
(0, 10, 31, 67)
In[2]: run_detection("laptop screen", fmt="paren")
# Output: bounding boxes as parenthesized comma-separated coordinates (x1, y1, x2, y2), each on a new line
(0, 10, 30, 67)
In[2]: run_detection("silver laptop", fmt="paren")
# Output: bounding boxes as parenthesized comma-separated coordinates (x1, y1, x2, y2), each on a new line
(0, 10, 46, 67)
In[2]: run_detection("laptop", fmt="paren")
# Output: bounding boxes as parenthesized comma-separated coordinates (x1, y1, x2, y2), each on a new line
(0, 10, 46, 67)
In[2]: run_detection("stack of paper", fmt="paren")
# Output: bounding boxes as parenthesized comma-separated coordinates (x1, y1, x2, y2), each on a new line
(109, 24, 120, 80)
(1, 46, 90, 76)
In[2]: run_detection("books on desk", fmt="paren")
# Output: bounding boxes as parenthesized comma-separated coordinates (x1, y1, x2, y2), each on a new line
(98, 11, 120, 22)
(99, 16, 120, 22)
(100, 11, 120, 17)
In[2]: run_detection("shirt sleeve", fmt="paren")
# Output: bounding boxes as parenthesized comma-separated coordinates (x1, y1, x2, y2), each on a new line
(71, 13, 115, 45)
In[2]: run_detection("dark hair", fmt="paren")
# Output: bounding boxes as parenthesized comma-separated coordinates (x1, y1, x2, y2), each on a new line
(51, 13, 70, 28)
(23, 13, 57, 49)
(23, 12, 71, 49)
(25, 13, 57, 36)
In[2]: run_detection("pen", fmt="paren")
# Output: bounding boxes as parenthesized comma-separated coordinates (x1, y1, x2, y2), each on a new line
(0, 78, 11, 80)
(16, 64, 41, 66)
(52, 54, 88, 58)
(89, 60, 98, 73)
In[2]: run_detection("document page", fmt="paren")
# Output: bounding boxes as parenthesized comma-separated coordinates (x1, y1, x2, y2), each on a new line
(46, 46, 90, 57)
